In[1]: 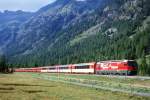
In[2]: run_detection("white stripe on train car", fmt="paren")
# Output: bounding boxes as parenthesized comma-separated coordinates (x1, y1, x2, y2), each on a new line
(47, 70, 57, 73)
(58, 69, 71, 73)
(72, 69, 94, 73)
(41, 70, 57, 73)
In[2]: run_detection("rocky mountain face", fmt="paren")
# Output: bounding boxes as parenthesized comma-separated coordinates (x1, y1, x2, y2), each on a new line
(0, 10, 34, 53)
(0, 0, 150, 66)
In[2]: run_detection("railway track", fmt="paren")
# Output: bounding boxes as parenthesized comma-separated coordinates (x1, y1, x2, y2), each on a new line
(64, 73, 150, 80)
(95, 75, 150, 80)
(31, 73, 150, 97)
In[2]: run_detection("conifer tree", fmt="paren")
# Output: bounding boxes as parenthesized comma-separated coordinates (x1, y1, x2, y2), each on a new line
(139, 57, 148, 76)
(0, 54, 7, 73)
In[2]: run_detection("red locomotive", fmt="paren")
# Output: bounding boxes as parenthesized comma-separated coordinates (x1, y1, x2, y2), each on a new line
(96, 60, 138, 75)
(15, 60, 138, 75)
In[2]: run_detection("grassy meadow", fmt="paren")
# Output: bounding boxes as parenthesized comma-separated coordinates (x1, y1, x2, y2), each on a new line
(0, 73, 150, 100)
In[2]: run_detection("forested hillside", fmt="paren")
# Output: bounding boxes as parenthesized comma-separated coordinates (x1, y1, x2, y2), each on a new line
(0, 0, 150, 75)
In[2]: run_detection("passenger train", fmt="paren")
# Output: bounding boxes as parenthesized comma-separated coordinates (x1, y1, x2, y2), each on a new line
(15, 60, 138, 75)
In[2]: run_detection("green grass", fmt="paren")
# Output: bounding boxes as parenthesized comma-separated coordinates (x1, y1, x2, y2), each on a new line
(42, 73, 150, 86)
(35, 73, 150, 95)
(0, 73, 149, 100)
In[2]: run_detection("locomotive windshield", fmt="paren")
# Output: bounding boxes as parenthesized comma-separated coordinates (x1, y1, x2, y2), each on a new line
(128, 61, 138, 67)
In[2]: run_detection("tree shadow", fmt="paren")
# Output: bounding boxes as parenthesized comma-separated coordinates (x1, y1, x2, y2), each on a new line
(0, 83, 55, 94)
(22, 90, 47, 94)
(0, 87, 14, 94)
(0, 83, 56, 88)
(0, 91, 13, 93)
(0, 87, 14, 90)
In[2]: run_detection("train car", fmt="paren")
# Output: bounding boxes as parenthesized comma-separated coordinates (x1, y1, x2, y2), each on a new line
(15, 67, 42, 72)
(96, 60, 138, 75)
(40, 65, 72, 73)
(57, 65, 72, 73)
(40, 63, 96, 74)
(15, 68, 25, 72)
(40, 66, 55, 73)
(71, 62, 96, 74)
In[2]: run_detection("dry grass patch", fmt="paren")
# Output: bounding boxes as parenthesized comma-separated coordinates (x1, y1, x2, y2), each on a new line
(0, 73, 149, 100)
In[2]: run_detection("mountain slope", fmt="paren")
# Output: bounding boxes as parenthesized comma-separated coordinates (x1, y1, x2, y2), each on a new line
(0, 10, 34, 53)
(5, 0, 106, 56)
(0, 0, 150, 67)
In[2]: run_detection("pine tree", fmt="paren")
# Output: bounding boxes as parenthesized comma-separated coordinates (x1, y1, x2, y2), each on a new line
(148, 56, 150, 76)
(0, 54, 7, 73)
(139, 57, 148, 76)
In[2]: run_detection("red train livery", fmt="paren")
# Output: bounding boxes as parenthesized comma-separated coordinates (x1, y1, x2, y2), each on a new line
(96, 60, 137, 75)
(15, 60, 138, 75)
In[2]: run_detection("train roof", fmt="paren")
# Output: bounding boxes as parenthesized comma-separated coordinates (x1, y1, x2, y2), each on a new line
(39, 66, 53, 68)
(97, 60, 135, 63)
(73, 62, 95, 66)
(41, 64, 70, 68)
(57, 65, 70, 67)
